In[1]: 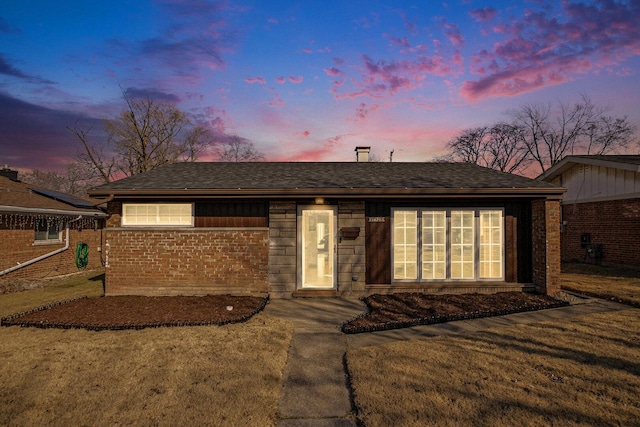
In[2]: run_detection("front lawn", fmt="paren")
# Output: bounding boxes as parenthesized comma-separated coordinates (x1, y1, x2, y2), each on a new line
(0, 273, 293, 427)
(561, 262, 640, 306)
(347, 309, 640, 426)
(346, 263, 640, 426)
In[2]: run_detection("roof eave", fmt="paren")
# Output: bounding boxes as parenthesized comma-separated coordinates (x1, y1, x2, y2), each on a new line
(89, 187, 565, 200)
(538, 155, 640, 182)
(0, 205, 108, 217)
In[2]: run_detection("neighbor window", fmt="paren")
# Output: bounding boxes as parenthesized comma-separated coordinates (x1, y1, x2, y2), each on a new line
(392, 208, 503, 281)
(34, 218, 62, 242)
(122, 203, 193, 226)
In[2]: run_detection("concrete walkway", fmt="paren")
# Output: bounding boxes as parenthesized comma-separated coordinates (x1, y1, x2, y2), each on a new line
(263, 294, 630, 426)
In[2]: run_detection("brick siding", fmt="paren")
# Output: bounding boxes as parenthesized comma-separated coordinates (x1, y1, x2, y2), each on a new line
(104, 228, 269, 296)
(0, 219, 104, 282)
(561, 198, 640, 268)
(531, 199, 561, 295)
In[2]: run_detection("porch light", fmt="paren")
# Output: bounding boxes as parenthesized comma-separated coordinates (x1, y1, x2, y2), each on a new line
(315, 197, 325, 205)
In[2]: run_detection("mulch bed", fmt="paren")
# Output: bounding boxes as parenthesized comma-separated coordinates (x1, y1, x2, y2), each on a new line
(2, 291, 569, 333)
(341, 292, 569, 334)
(1, 295, 268, 331)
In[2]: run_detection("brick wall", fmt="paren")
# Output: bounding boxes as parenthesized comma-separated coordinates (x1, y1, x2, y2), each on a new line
(561, 198, 640, 268)
(0, 219, 104, 282)
(104, 228, 269, 296)
(531, 199, 561, 295)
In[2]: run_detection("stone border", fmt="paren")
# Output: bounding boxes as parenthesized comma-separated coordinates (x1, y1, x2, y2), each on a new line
(341, 297, 569, 334)
(1, 295, 269, 331)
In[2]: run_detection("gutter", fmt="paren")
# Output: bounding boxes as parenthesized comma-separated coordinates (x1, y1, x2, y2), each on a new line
(0, 205, 107, 217)
(0, 215, 84, 277)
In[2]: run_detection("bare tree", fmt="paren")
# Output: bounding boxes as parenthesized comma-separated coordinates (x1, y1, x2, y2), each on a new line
(67, 123, 116, 183)
(22, 163, 103, 196)
(447, 124, 530, 174)
(446, 95, 636, 175)
(215, 135, 265, 161)
(512, 95, 636, 172)
(69, 92, 211, 182)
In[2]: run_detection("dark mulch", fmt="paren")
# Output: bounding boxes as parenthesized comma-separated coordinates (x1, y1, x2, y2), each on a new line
(1, 295, 268, 331)
(341, 292, 569, 334)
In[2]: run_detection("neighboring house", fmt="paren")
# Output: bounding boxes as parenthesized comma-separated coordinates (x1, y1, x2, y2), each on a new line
(88, 148, 565, 297)
(538, 155, 640, 269)
(0, 167, 107, 284)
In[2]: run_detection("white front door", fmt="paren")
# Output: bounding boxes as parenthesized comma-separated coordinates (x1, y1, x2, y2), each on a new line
(299, 206, 336, 289)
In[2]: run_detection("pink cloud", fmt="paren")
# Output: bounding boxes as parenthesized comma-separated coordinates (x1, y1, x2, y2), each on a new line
(443, 23, 464, 48)
(323, 67, 344, 77)
(275, 77, 286, 84)
(462, 0, 640, 100)
(301, 48, 313, 54)
(245, 77, 265, 84)
(469, 7, 497, 23)
(289, 75, 303, 84)
(268, 88, 285, 108)
(333, 52, 463, 100)
(354, 102, 381, 120)
(268, 18, 279, 24)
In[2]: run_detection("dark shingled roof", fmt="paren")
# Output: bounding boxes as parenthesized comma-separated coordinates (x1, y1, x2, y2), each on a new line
(89, 162, 562, 198)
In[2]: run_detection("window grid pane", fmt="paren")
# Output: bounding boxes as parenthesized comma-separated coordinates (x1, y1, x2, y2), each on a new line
(450, 211, 475, 279)
(123, 204, 192, 226)
(479, 210, 503, 279)
(422, 211, 446, 279)
(393, 211, 417, 279)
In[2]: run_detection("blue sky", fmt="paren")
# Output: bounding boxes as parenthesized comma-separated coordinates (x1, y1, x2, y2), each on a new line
(1, 0, 639, 172)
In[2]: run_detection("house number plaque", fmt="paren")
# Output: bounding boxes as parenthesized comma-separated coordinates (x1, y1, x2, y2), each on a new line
(368, 217, 386, 223)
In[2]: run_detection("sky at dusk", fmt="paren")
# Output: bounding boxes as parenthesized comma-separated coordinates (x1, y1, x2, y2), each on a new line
(1, 0, 639, 173)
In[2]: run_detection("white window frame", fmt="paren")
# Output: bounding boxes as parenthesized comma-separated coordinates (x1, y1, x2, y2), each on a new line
(122, 203, 194, 227)
(391, 208, 504, 282)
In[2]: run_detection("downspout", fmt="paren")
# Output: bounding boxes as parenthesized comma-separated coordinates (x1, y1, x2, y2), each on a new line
(0, 215, 83, 277)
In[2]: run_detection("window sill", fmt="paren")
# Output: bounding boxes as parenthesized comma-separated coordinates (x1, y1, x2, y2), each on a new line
(33, 240, 63, 246)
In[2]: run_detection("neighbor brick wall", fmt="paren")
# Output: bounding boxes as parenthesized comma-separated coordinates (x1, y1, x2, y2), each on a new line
(0, 216, 104, 283)
(531, 199, 561, 295)
(104, 228, 268, 296)
(0, 228, 103, 280)
(561, 198, 640, 268)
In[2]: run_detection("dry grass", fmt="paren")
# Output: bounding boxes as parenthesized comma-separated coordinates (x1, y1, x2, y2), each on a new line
(347, 309, 640, 426)
(561, 262, 640, 305)
(0, 271, 105, 318)
(0, 274, 293, 427)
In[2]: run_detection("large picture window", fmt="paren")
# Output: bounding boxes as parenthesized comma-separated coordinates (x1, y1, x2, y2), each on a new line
(392, 208, 503, 281)
(122, 204, 193, 226)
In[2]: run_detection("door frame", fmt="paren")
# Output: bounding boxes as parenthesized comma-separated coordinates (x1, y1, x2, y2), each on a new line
(297, 205, 338, 290)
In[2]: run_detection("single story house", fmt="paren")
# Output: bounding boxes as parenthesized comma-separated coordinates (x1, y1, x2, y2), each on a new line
(538, 155, 640, 269)
(88, 151, 565, 298)
(0, 167, 107, 285)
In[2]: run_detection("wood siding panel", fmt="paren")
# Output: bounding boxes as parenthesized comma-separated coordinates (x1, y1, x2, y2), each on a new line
(505, 215, 518, 283)
(194, 202, 268, 228)
(365, 218, 391, 284)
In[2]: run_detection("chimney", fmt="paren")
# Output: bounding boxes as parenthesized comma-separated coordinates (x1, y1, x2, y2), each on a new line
(355, 146, 371, 162)
(0, 165, 19, 181)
